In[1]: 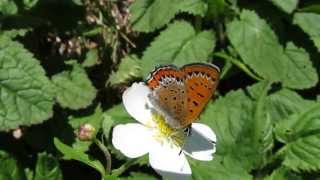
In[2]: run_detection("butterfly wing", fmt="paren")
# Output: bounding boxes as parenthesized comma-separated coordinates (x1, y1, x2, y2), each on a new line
(146, 65, 188, 129)
(181, 63, 220, 126)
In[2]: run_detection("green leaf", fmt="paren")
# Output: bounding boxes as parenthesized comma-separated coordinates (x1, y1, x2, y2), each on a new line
(0, 37, 55, 131)
(282, 42, 318, 89)
(0, 151, 26, 180)
(54, 138, 106, 176)
(200, 88, 258, 170)
(141, 21, 215, 76)
(104, 104, 132, 125)
(293, 12, 320, 52)
(275, 104, 320, 171)
(0, 29, 30, 39)
(0, 0, 18, 15)
(265, 166, 302, 180)
(129, 0, 180, 32)
(252, 81, 273, 155)
(191, 155, 252, 180)
(68, 105, 104, 152)
(102, 114, 114, 140)
(177, 0, 208, 17)
(270, 0, 298, 13)
(227, 10, 318, 89)
(34, 153, 63, 180)
(23, 0, 39, 10)
(82, 49, 99, 68)
(129, 0, 208, 32)
(266, 89, 315, 123)
(108, 55, 142, 85)
(52, 61, 97, 110)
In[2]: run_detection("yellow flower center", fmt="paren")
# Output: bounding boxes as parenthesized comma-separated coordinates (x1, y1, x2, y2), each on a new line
(151, 113, 185, 147)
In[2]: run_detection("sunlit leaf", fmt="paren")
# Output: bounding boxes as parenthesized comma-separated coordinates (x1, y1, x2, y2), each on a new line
(54, 138, 105, 176)
(227, 10, 318, 89)
(141, 21, 215, 76)
(52, 61, 97, 110)
(270, 0, 298, 13)
(0, 37, 55, 131)
(293, 12, 320, 52)
(275, 104, 320, 171)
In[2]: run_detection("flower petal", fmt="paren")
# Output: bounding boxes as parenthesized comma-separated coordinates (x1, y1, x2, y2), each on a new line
(122, 82, 155, 126)
(183, 123, 216, 161)
(149, 141, 191, 179)
(112, 123, 154, 158)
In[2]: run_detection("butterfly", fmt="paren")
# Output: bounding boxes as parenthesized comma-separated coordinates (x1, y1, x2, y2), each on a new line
(146, 63, 220, 130)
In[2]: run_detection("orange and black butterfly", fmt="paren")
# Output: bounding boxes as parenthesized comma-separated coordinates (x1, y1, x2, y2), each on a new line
(146, 63, 220, 130)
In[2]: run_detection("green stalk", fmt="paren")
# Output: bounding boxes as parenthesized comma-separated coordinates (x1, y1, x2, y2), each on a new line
(94, 139, 112, 174)
(111, 158, 141, 176)
(213, 52, 263, 81)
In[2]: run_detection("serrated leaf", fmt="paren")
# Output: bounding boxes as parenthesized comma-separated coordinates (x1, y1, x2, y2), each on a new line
(130, 0, 207, 32)
(0, 0, 18, 15)
(275, 104, 320, 171)
(141, 21, 215, 76)
(0, 37, 55, 131)
(265, 166, 302, 180)
(177, 0, 208, 17)
(52, 61, 96, 110)
(68, 105, 104, 152)
(108, 55, 141, 85)
(227, 10, 318, 89)
(0, 151, 26, 180)
(270, 0, 298, 13)
(129, 0, 180, 32)
(0, 29, 30, 39)
(200, 88, 259, 170)
(282, 42, 318, 89)
(191, 155, 252, 180)
(266, 89, 315, 123)
(34, 153, 63, 180)
(54, 138, 106, 176)
(293, 12, 320, 52)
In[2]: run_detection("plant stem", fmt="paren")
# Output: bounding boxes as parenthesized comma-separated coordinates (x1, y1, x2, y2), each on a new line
(213, 52, 263, 81)
(94, 139, 112, 174)
(111, 158, 141, 176)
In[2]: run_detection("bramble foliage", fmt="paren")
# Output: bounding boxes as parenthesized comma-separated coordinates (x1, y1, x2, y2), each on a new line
(0, 0, 319, 179)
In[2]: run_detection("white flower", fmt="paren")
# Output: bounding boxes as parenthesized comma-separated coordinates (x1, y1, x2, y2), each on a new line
(112, 82, 217, 179)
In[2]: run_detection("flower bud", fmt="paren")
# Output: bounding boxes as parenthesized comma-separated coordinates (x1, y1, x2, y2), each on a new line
(77, 123, 96, 141)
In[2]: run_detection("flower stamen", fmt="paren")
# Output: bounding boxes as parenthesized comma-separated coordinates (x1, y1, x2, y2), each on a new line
(151, 114, 185, 146)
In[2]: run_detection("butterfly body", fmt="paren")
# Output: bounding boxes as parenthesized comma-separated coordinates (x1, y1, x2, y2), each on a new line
(147, 63, 220, 129)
